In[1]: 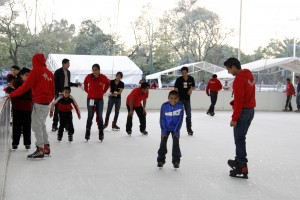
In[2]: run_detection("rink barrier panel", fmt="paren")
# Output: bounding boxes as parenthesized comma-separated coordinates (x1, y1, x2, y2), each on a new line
(71, 88, 293, 111)
(0, 97, 10, 200)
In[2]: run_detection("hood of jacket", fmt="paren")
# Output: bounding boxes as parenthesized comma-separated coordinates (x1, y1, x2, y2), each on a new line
(32, 54, 46, 69)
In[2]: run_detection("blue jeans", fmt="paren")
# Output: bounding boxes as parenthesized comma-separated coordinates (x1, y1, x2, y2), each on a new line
(105, 97, 121, 124)
(234, 108, 254, 164)
(180, 99, 192, 131)
(296, 94, 300, 109)
(86, 98, 104, 130)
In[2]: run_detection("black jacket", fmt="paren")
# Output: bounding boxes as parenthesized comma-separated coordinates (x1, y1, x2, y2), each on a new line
(54, 67, 78, 94)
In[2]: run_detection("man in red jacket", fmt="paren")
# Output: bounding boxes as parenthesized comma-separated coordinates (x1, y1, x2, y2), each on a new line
(206, 74, 222, 116)
(282, 78, 295, 111)
(9, 54, 55, 159)
(224, 57, 256, 179)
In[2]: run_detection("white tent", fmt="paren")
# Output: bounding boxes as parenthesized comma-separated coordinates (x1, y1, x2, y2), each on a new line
(216, 57, 300, 79)
(145, 61, 225, 88)
(46, 54, 143, 85)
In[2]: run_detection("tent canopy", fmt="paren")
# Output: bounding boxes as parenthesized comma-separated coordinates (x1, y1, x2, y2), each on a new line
(146, 61, 225, 88)
(216, 57, 300, 79)
(46, 54, 143, 85)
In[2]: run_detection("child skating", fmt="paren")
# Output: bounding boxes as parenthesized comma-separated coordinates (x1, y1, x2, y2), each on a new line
(157, 90, 184, 169)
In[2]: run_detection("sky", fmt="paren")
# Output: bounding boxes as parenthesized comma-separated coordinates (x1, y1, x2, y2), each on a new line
(8, 0, 300, 54)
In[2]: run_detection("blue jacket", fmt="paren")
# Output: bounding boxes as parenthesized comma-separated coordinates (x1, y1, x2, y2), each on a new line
(160, 101, 184, 137)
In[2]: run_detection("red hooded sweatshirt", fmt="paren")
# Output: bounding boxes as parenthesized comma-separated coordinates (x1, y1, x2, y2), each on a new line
(84, 73, 110, 99)
(231, 69, 256, 121)
(286, 82, 295, 96)
(206, 78, 222, 95)
(10, 54, 55, 104)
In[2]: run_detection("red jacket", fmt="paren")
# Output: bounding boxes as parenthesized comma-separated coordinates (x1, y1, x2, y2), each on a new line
(206, 78, 222, 95)
(84, 73, 110, 99)
(10, 54, 55, 104)
(50, 95, 80, 118)
(126, 88, 149, 107)
(286, 82, 295, 96)
(231, 69, 256, 121)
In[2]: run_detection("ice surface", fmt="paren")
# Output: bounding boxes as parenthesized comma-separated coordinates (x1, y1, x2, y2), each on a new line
(4, 110, 300, 200)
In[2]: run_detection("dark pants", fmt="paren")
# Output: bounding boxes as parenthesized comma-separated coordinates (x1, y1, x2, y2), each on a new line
(208, 91, 218, 113)
(126, 105, 146, 132)
(296, 94, 300, 109)
(180, 99, 192, 131)
(86, 98, 104, 130)
(234, 109, 254, 164)
(157, 132, 181, 164)
(52, 94, 59, 127)
(12, 109, 31, 146)
(284, 95, 293, 110)
(105, 97, 121, 124)
(58, 111, 74, 137)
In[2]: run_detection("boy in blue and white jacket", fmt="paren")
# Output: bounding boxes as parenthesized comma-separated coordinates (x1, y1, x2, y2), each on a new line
(157, 90, 184, 168)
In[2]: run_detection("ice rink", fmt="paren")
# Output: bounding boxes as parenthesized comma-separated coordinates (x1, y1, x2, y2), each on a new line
(4, 110, 300, 200)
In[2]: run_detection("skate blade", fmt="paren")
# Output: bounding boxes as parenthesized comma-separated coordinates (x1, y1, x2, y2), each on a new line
(112, 128, 120, 131)
(229, 174, 248, 179)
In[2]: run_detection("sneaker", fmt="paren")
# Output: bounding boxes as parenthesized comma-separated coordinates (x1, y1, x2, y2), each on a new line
(27, 146, 44, 159)
(52, 125, 58, 132)
(25, 145, 31, 150)
(173, 162, 180, 169)
(141, 130, 148, 135)
(126, 130, 132, 136)
(99, 130, 104, 142)
(68, 135, 73, 142)
(12, 145, 18, 150)
(44, 144, 50, 156)
(157, 161, 166, 168)
(85, 129, 91, 141)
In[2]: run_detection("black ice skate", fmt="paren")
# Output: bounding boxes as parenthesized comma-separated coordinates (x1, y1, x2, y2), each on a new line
(57, 134, 62, 141)
(103, 123, 108, 129)
(68, 135, 73, 142)
(187, 129, 193, 136)
(112, 121, 120, 131)
(157, 161, 166, 168)
(126, 130, 132, 136)
(99, 130, 104, 142)
(12, 145, 18, 150)
(52, 125, 58, 132)
(228, 159, 248, 179)
(25, 145, 31, 150)
(85, 129, 91, 141)
(27, 146, 44, 159)
(173, 162, 180, 169)
(141, 130, 148, 135)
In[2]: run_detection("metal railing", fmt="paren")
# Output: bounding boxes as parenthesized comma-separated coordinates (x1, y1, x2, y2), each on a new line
(0, 97, 10, 200)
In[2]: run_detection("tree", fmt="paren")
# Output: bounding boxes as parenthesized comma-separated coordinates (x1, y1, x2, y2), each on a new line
(0, 0, 31, 66)
(157, 0, 232, 64)
(74, 20, 122, 55)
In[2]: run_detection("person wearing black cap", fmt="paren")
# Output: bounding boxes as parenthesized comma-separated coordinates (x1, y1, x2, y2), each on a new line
(52, 58, 81, 131)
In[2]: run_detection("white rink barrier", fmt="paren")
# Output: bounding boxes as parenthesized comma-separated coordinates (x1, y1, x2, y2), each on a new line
(71, 88, 296, 112)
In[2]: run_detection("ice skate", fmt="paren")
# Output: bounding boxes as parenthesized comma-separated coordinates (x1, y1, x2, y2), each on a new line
(57, 134, 62, 141)
(68, 135, 73, 142)
(141, 130, 148, 135)
(27, 146, 44, 159)
(44, 144, 51, 156)
(173, 162, 180, 169)
(12, 145, 18, 150)
(99, 130, 104, 142)
(25, 145, 31, 150)
(52, 125, 58, 132)
(228, 161, 248, 179)
(85, 129, 91, 141)
(112, 121, 120, 131)
(187, 129, 193, 136)
(157, 161, 165, 168)
(103, 123, 108, 130)
(126, 130, 132, 136)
